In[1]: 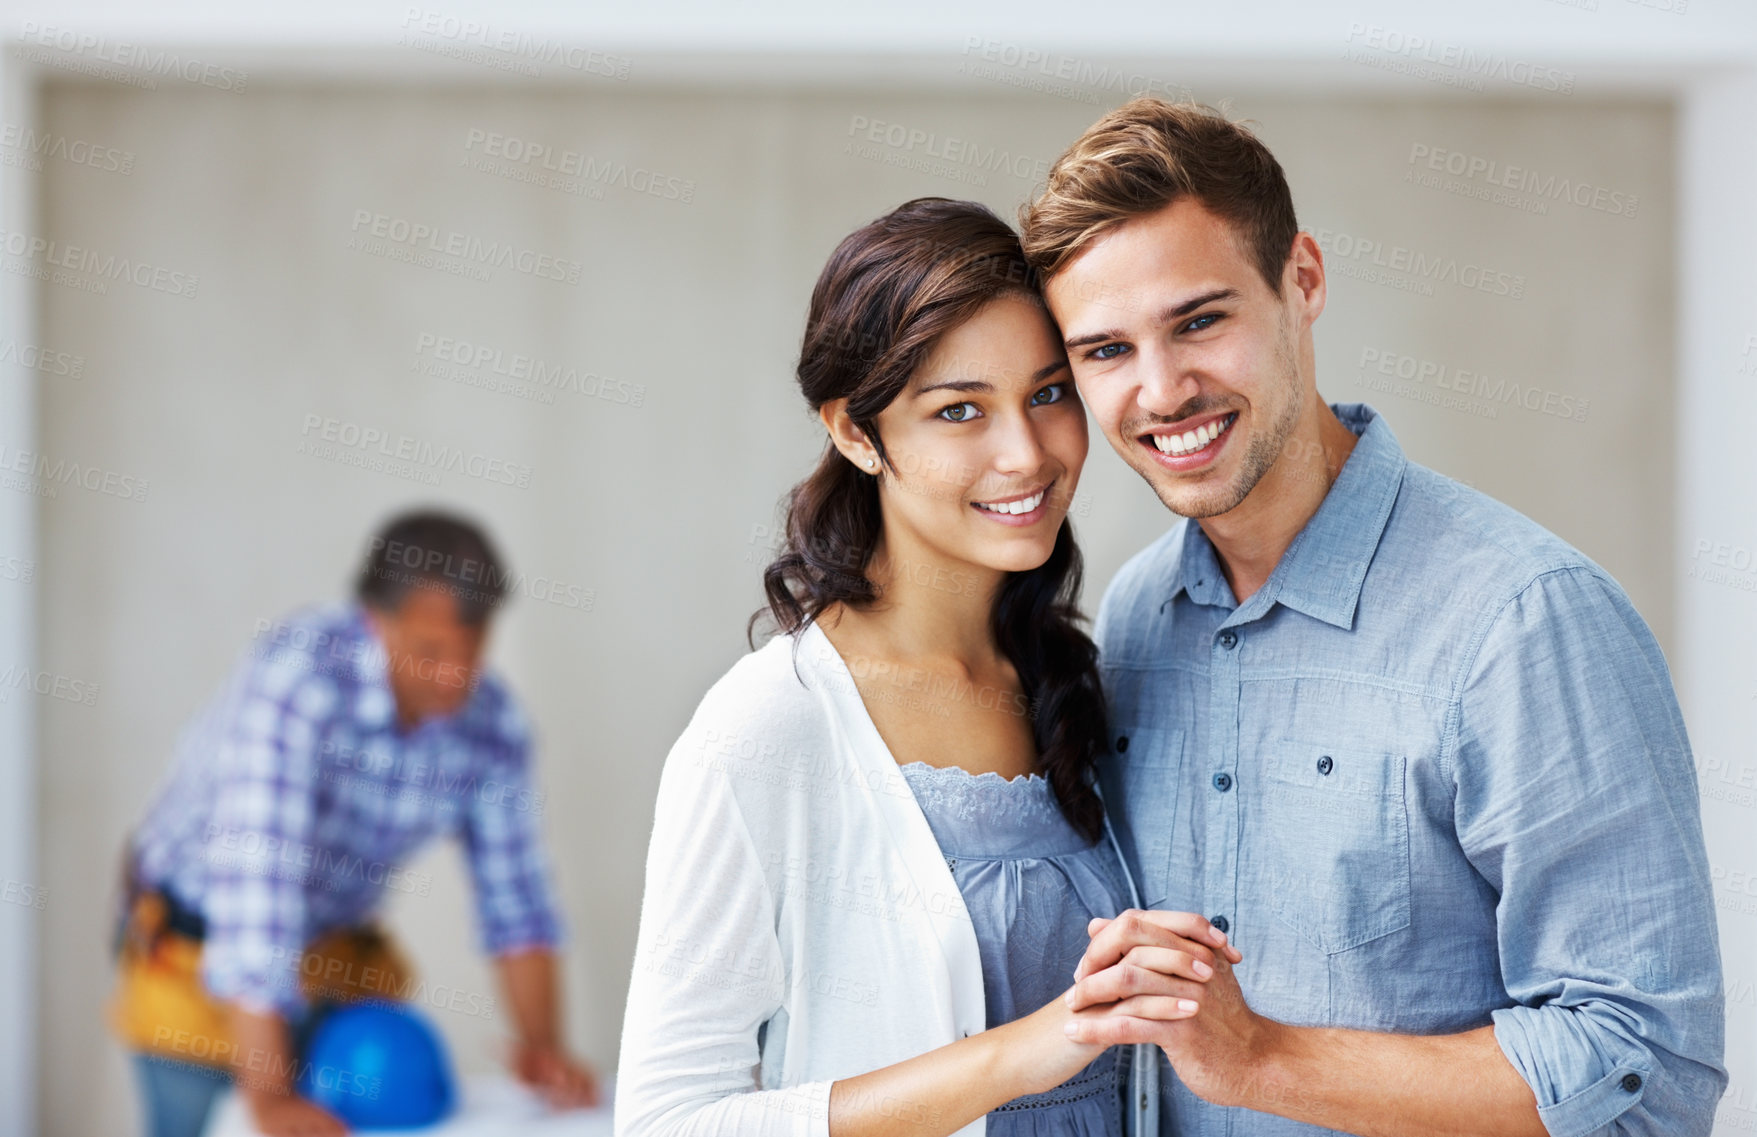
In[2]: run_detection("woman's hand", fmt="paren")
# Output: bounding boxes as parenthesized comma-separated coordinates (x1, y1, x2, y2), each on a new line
(1066, 909, 1243, 1022)
(999, 984, 1119, 1095)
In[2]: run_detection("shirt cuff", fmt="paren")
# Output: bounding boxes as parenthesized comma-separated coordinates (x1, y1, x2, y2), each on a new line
(785, 1078, 834, 1137)
(482, 913, 565, 957)
(1493, 1005, 1650, 1137)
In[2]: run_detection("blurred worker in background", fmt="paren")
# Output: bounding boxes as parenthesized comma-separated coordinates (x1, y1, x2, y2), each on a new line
(109, 508, 599, 1137)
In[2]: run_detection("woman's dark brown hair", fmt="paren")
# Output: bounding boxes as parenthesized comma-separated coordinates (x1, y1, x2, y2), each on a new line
(749, 196, 1111, 843)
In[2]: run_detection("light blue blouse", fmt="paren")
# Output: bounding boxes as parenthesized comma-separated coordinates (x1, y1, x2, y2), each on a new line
(899, 760, 1130, 1137)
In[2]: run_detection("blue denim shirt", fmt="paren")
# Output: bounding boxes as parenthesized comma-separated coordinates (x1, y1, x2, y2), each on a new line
(1094, 403, 1726, 1137)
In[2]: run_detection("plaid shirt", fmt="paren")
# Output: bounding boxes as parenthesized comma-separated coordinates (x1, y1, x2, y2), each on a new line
(128, 599, 565, 1016)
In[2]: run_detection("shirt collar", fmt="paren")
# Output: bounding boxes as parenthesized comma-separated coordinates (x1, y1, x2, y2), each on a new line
(1174, 402, 1405, 630)
(344, 599, 399, 731)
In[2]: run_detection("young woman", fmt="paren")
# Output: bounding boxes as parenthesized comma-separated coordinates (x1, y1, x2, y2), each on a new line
(614, 198, 1238, 1137)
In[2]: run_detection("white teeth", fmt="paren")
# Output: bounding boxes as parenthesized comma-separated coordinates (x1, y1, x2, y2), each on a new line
(1152, 414, 1234, 457)
(977, 489, 1045, 515)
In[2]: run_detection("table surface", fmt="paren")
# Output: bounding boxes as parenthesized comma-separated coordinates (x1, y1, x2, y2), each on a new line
(203, 1073, 616, 1137)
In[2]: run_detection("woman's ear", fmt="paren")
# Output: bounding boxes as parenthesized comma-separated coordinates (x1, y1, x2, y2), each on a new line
(817, 398, 879, 472)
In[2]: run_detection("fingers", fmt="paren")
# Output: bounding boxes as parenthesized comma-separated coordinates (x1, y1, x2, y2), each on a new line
(1061, 1012, 1187, 1047)
(1066, 952, 1212, 1012)
(1074, 909, 1226, 981)
(1085, 911, 1243, 965)
(1067, 943, 1214, 1004)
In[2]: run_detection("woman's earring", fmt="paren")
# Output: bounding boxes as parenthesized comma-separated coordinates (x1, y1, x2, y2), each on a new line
(866, 458, 876, 470)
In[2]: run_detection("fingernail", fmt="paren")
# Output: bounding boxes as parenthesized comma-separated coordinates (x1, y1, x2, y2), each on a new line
(1212, 927, 1228, 944)
(1065, 989, 1075, 1007)
(1064, 1022, 1080, 1038)
(1178, 999, 1199, 1013)
(1192, 960, 1213, 978)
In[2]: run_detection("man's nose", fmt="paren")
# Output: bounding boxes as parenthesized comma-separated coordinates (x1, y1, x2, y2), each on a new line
(1136, 348, 1198, 416)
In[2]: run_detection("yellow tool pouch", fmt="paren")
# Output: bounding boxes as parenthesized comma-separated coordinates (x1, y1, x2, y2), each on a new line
(107, 887, 418, 1069)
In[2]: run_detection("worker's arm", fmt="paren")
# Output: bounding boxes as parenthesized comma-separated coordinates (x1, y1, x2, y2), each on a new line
(494, 946, 601, 1108)
(226, 1003, 347, 1137)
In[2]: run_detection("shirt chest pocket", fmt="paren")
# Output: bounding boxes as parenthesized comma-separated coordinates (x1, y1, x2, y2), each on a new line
(1256, 738, 1410, 954)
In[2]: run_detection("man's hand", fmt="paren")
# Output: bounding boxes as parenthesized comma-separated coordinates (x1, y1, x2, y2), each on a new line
(493, 948, 601, 1109)
(1065, 910, 1282, 1111)
(243, 1088, 349, 1137)
(508, 1039, 602, 1110)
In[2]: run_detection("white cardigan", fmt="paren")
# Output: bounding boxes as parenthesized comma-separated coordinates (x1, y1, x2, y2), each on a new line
(613, 620, 1159, 1137)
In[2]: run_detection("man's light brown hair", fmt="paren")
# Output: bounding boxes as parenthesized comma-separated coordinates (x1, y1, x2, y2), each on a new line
(1020, 97, 1299, 298)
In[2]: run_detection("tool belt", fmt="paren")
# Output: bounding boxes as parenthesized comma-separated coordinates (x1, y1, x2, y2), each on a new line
(107, 849, 417, 1069)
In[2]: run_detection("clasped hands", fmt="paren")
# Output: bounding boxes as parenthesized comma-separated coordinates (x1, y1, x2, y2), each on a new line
(1061, 909, 1284, 1108)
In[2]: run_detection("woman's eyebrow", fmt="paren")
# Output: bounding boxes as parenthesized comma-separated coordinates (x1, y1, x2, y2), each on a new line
(915, 358, 1066, 397)
(914, 377, 993, 397)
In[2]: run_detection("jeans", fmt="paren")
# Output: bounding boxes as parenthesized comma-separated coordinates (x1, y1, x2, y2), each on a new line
(129, 1003, 335, 1137)
(131, 1052, 232, 1137)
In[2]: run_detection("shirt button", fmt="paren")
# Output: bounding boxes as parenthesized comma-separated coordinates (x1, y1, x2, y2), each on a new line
(1621, 1073, 1642, 1093)
(1317, 755, 1334, 775)
(1212, 772, 1232, 792)
(1116, 735, 1130, 753)
(1211, 915, 1229, 934)
(1218, 631, 1238, 649)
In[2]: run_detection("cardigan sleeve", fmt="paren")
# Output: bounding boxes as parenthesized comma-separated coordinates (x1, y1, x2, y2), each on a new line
(614, 698, 834, 1137)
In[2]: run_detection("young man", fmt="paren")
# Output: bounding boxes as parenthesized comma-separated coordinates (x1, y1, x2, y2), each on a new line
(110, 510, 598, 1137)
(1023, 99, 1726, 1137)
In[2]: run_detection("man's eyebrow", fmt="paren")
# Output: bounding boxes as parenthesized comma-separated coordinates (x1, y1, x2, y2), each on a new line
(1063, 287, 1242, 351)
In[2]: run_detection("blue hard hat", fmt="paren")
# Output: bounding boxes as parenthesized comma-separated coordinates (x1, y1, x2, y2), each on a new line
(296, 1000, 457, 1128)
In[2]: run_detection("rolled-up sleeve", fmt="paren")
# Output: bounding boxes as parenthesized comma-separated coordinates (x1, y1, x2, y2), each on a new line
(1452, 566, 1727, 1136)
(200, 658, 323, 1018)
(460, 699, 566, 956)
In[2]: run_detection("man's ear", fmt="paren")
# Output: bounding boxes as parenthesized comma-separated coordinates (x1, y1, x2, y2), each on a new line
(1285, 232, 1327, 328)
(817, 397, 879, 471)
